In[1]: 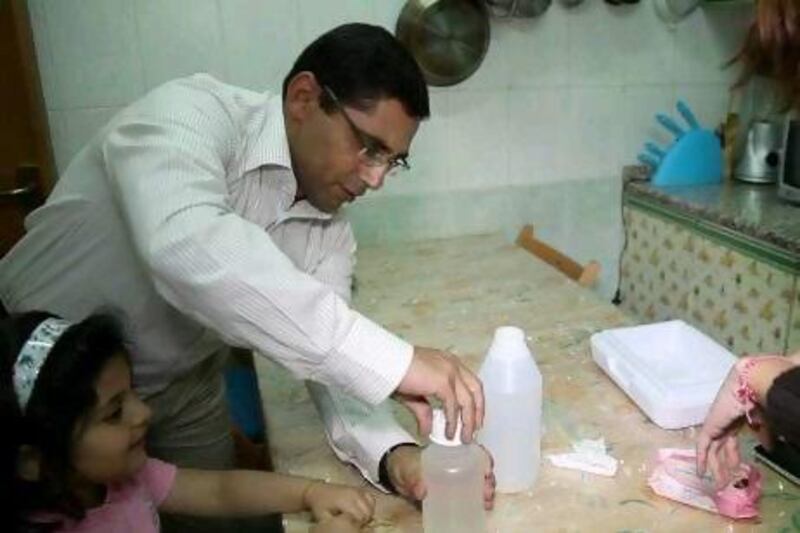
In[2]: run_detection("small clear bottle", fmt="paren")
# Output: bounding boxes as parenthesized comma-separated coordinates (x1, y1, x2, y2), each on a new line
(422, 409, 487, 533)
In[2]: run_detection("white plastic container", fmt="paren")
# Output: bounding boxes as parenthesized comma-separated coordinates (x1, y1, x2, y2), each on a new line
(422, 410, 487, 533)
(478, 326, 542, 493)
(590, 320, 736, 429)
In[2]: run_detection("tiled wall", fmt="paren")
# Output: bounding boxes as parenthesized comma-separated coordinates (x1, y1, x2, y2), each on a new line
(27, 0, 755, 299)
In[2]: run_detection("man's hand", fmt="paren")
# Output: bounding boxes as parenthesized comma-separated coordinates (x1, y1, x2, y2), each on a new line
(394, 346, 485, 442)
(386, 444, 496, 510)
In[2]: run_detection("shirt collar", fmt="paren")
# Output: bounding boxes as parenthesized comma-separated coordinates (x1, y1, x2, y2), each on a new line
(244, 94, 332, 221)
(243, 94, 293, 174)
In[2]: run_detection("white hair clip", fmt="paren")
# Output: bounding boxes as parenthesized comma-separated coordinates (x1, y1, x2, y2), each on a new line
(13, 318, 71, 411)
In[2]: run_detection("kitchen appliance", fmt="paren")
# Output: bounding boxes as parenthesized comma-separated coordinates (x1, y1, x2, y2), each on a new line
(735, 120, 783, 184)
(779, 118, 800, 204)
(396, 0, 490, 87)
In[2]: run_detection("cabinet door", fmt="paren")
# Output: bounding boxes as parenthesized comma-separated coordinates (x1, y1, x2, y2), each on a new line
(788, 287, 800, 353)
(621, 206, 795, 354)
(686, 237, 794, 355)
(620, 207, 695, 326)
(0, 0, 54, 255)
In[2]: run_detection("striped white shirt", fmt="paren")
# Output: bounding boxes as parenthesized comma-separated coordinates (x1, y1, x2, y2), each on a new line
(0, 74, 415, 484)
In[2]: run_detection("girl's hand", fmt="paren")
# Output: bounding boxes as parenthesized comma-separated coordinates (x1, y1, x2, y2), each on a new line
(696, 365, 747, 486)
(310, 514, 363, 533)
(303, 481, 375, 525)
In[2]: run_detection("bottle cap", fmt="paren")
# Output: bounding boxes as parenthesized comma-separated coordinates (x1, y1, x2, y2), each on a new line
(429, 409, 464, 447)
(494, 326, 525, 345)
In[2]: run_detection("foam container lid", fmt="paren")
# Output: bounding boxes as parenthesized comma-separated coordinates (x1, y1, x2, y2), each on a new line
(590, 320, 736, 429)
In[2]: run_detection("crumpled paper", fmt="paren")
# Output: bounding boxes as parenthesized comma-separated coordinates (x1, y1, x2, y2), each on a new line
(647, 448, 761, 520)
(547, 438, 619, 477)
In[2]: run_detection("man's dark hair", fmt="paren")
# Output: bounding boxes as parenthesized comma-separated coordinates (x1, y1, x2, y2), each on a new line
(283, 23, 429, 119)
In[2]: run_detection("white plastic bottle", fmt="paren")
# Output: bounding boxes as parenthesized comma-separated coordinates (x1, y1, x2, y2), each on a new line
(422, 409, 487, 533)
(478, 326, 543, 492)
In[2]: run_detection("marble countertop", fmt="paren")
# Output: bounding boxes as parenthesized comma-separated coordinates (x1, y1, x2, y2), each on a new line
(624, 176, 800, 256)
(256, 233, 799, 532)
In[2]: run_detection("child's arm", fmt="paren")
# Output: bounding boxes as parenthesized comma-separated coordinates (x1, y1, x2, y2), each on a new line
(160, 469, 375, 525)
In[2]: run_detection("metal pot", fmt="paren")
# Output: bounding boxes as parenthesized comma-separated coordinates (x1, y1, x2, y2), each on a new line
(396, 0, 490, 87)
(486, 0, 552, 17)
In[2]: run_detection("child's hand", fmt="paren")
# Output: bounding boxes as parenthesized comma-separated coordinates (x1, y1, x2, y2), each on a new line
(303, 481, 375, 525)
(310, 514, 363, 533)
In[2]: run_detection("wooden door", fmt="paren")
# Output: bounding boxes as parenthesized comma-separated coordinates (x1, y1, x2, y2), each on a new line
(0, 0, 55, 256)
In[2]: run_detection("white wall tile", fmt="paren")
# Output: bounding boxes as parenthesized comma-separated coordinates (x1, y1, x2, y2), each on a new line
(46, 110, 68, 175)
(568, 0, 630, 86)
(507, 88, 568, 185)
(619, 2, 676, 85)
(135, 0, 227, 89)
(620, 85, 676, 167)
(675, 83, 731, 130)
(505, 8, 569, 88)
(26, 0, 59, 111)
(674, 4, 752, 85)
(219, 0, 300, 92)
(296, 0, 375, 47)
(561, 87, 625, 180)
(380, 91, 451, 196)
(370, 1, 407, 33)
(41, 0, 143, 108)
(52, 107, 121, 174)
(27, 0, 756, 258)
(447, 89, 509, 190)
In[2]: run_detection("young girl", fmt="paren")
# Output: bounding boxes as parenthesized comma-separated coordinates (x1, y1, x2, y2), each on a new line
(0, 311, 374, 533)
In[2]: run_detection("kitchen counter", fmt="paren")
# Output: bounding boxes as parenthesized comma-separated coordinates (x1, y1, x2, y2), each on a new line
(624, 175, 800, 260)
(255, 233, 799, 532)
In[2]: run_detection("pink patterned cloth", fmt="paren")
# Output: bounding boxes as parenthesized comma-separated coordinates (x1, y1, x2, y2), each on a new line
(35, 458, 177, 533)
(648, 448, 761, 520)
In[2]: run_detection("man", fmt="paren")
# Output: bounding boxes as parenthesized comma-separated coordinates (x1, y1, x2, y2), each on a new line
(0, 23, 494, 530)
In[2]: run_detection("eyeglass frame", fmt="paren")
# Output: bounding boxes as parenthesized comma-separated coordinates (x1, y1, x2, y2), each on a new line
(322, 85, 410, 175)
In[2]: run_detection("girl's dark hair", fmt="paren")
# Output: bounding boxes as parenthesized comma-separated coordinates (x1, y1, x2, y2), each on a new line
(765, 366, 800, 449)
(0, 311, 128, 531)
(283, 23, 430, 119)
(731, 0, 800, 110)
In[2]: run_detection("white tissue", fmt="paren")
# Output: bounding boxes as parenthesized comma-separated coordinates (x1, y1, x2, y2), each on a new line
(547, 438, 619, 477)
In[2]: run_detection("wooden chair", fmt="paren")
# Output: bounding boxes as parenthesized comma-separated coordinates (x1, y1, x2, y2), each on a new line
(516, 224, 601, 288)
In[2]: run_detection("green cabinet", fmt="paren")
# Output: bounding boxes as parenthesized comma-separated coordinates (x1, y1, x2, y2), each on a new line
(621, 198, 800, 355)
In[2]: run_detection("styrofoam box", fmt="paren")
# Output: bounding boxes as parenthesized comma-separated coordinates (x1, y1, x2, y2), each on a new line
(590, 320, 736, 430)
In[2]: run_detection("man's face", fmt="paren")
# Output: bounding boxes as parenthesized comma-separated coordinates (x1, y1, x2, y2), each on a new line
(286, 76, 420, 213)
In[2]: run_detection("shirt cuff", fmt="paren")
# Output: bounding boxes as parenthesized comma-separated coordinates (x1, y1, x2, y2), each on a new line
(322, 312, 414, 405)
(343, 426, 418, 492)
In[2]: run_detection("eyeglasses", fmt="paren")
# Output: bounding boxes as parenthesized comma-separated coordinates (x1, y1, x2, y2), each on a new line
(322, 85, 410, 176)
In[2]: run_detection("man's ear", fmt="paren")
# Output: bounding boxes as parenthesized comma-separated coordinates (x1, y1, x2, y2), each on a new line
(284, 71, 322, 122)
(17, 444, 41, 482)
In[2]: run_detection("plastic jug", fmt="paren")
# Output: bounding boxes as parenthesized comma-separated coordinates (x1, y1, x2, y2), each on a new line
(422, 409, 487, 533)
(478, 326, 543, 492)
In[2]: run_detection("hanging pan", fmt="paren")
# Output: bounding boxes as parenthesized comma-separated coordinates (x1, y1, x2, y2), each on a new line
(396, 0, 491, 87)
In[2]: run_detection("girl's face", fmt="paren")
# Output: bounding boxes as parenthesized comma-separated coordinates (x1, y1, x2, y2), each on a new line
(71, 353, 151, 485)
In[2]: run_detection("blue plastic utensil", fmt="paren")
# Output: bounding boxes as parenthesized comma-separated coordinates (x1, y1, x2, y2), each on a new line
(637, 100, 722, 187)
(645, 142, 667, 160)
(676, 100, 700, 130)
(638, 153, 660, 169)
(656, 113, 686, 138)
